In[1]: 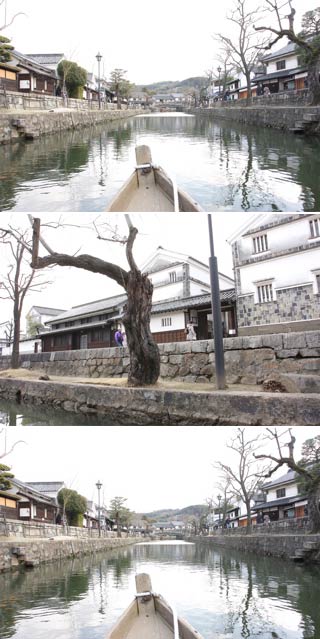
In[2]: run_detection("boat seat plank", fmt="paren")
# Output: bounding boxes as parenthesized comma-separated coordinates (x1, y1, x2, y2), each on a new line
(124, 610, 173, 639)
(122, 170, 173, 212)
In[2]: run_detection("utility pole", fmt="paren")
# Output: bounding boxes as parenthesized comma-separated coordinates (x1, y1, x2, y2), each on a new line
(96, 480, 102, 536)
(208, 214, 226, 389)
(96, 52, 102, 110)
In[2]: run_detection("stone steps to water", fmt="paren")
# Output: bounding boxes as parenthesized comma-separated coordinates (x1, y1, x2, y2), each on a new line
(290, 541, 319, 562)
(291, 112, 320, 134)
(303, 113, 319, 122)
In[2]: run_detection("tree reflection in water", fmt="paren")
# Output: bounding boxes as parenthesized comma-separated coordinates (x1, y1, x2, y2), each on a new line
(1, 114, 320, 212)
(0, 534, 319, 638)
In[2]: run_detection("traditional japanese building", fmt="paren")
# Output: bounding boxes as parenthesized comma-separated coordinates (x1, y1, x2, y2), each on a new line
(252, 470, 307, 522)
(7, 50, 57, 95)
(39, 248, 236, 351)
(1, 479, 58, 523)
(229, 214, 320, 335)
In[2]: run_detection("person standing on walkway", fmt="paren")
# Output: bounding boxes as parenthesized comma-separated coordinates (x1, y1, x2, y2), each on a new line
(114, 329, 124, 346)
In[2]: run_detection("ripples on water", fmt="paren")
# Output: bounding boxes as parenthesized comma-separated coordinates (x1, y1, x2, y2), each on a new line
(0, 541, 319, 639)
(1, 113, 320, 212)
(0, 399, 119, 426)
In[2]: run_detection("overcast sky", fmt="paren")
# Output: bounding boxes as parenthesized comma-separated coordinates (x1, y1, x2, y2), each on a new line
(0, 211, 258, 334)
(3, 0, 319, 85)
(2, 425, 318, 513)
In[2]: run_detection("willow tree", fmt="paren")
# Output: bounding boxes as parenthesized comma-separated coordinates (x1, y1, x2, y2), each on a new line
(31, 217, 160, 386)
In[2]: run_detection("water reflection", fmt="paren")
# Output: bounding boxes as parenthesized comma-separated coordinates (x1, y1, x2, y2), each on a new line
(0, 399, 119, 426)
(0, 540, 319, 639)
(1, 114, 320, 211)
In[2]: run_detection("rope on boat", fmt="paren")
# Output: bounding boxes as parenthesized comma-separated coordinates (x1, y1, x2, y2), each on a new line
(171, 175, 179, 212)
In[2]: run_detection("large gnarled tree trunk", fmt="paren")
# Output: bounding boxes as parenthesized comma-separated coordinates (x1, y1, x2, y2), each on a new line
(31, 218, 160, 387)
(307, 55, 320, 105)
(123, 270, 160, 385)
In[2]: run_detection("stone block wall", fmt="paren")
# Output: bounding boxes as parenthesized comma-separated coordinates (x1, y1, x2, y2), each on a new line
(189, 105, 320, 134)
(1, 330, 320, 387)
(1, 518, 118, 539)
(0, 537, 139, 573)
(191, 534, 320, 563)
(0, 108, 144, 144)
(237, 284, 320, 331)
(0, 90, 119, 111)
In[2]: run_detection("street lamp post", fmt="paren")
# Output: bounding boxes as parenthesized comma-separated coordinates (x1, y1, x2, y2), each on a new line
(208, 214, 226, 389)
(217, 494, 222, 524)
(217, 66, 222, 99)
(96, 480, 102, 537)
(96, 52, 102, 110)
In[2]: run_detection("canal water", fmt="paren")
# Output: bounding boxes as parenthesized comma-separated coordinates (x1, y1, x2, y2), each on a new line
(0, 399, 118, 426)
(0, 540, 319, 639)
(1, 113, 320, 212)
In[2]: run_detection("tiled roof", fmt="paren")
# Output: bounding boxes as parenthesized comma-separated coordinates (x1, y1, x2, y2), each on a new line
(39, 316, 121, 337)
(45, 290, 235, 328)
(263, 469, 297, 489)
(26, 482, 64, 493)
(26, 53, 64, 65)
(262, 41, 297, 61)
(12, 479, 56, 504)
(13, 50, 57, 75)
(254, 66, 307, 82)
(30, 306, 66, 316)
(46, 294, 127, 324)
(152, 290, 236, 314)
(252, 494, 305, 510)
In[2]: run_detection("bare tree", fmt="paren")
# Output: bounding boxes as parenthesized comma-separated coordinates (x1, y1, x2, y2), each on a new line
(207, 480, 233, 528)
(216, 49, 237, 96)
(215, 0, 268, 101)
(0, 319, 13, 344)
(0, 0, 26, 31)
(0, 227, 51, 369)
(29, 216, 160, 386)
(255, 428, 320, 533)
(214, 428, 270, 532)
(255, 1, 320, 104)
(0, 427, 25, 460)
(110, 69, 128, 109)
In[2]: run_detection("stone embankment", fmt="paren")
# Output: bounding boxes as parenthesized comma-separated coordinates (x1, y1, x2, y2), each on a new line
(190, 105, 320, 134)
(0, 377, 319, 425)
(0, 108, 143, 144)
(1, 330, 319, 391)
(192, 534, 320, 564)
(0, 536, 139, 573)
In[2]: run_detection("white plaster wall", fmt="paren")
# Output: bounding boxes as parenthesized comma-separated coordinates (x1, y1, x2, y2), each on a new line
(190, 263, 233, 290)
(189, 263, 210, 284)
(267, 482, 299, 501)
(238, 249, 320, 296)
(237, 217, 314, 262)
(150, 265, 184, 286)
(151, 311, 185, 332)
(190, 281, 210, 296)
(1, 339, 41, 355)
(152, 282, 184, 302)
(267, 54, 298, 73)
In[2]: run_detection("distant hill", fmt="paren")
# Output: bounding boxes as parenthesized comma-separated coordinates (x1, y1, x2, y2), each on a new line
(136, 77, 206, 94)
(139, 504, 207, 522)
